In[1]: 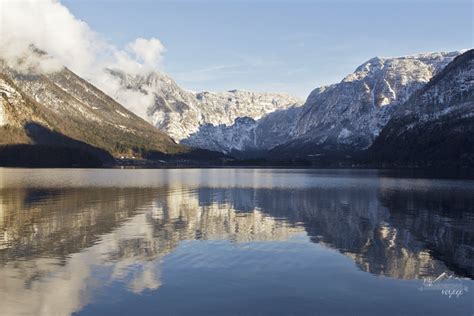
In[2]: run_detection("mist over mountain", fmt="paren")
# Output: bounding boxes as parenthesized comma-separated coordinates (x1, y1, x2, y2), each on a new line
(1, 48, 471, 167)
(0, 49, 207, 167)
(0, 0, 471, 167)
(105, 68, 302, 145)
(108, 50, 469, 163)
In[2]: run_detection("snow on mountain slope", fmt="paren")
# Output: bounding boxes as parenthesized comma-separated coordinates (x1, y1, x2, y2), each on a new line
(0, 59, 187, 158)
(369, 49, 474, 165)
(106, 69, 303, 144)
(110, 51, 462, 156)
(0, 84, 7, 126)
(181, 106, 303, 155)
(3, 47, 463, 161)
(270, 50, 464, 158)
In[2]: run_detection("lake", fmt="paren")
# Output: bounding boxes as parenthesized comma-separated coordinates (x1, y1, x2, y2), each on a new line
(0, 168, 473, 315)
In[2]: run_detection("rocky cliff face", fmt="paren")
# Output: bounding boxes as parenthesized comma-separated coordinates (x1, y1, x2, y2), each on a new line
(369, 49, 474, 166)
(2, 48, 470, 165)
(106, 69, 303, 153)
(270, 51, 464, 158)
(181, 106, 304, 155)
(121, 51, 463, 157)
(44, 50, 465, 160)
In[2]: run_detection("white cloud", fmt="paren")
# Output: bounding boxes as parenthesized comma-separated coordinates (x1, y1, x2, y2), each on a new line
(127, 38, 166, 69)
(0, 0, 100, 74)
(0, 0, 166, 121)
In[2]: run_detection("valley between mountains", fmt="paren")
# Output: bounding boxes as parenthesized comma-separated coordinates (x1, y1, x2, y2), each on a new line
(0, 48, 472, 167)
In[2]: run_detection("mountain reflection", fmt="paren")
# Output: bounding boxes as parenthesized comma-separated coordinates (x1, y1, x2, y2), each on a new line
(195, 184, 473, 279)
(0, 186, 303, 315)
(0, 173, 473, 315)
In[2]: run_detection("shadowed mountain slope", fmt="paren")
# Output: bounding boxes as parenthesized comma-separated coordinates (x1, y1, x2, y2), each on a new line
(368, 49, 474, 167)
(0, 57, 226, 166)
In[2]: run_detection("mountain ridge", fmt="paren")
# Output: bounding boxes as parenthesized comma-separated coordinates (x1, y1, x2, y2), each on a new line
(268, 50, 465, 159)
(1, 47, 471, 167)
(105, 68, 303, 143)
(368, 49, 474, 166)
(0, 55, 228, 167)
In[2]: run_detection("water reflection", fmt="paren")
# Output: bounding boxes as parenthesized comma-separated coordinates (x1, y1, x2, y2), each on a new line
(0, 169, 473, 315)
(195, 183, 474, 279)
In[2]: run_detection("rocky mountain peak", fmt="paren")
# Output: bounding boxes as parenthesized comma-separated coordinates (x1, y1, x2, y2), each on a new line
(368, 49, 474, 166)
(105, 69, 303, 143)
(292, 50, 464, 149)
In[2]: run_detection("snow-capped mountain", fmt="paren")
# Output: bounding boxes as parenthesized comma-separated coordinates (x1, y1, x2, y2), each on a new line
(106, 69, 303, 146)
(181, 105, 304, 155)
(106, 51, 466, 157)
(2, 46, 469, 166)
(369, 49, 474, 166)
(270, 51, 464, 158)
(0, 55, 194, 166)
(180, 51, 464, 156)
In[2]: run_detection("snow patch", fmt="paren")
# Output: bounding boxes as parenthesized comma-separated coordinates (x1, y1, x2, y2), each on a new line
(379, 97, 391, 106)
(0, 81, 21, 126)
(338, 128, 352, 140)
(0, 100, 5, 126)
(0, 82, 20, 98)
(116, 110, 130, 118)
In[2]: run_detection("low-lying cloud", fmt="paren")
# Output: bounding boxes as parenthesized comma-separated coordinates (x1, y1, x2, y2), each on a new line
(0, 0, 164, 120)
(127, 38, 166, 70)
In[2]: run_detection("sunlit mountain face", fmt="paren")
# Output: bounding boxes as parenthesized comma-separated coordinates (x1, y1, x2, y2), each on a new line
(0, 169, 473, 315)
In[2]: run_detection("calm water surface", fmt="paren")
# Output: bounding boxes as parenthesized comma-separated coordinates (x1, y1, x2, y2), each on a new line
(0, 168, 473, 315)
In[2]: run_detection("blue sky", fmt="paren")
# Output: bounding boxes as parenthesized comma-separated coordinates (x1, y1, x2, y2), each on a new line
(62, 0, 472, 98)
